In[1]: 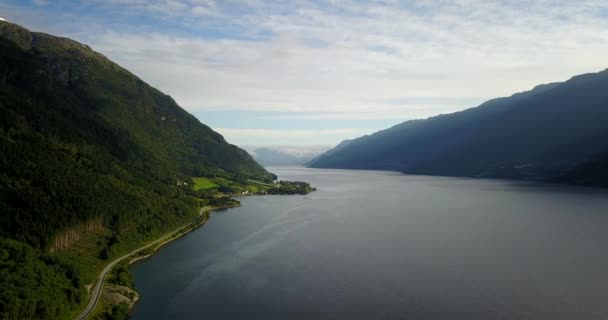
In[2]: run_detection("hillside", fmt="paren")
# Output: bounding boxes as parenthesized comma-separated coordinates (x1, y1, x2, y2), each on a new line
(305, 139, 352, 166)
(309, 70, 608, 187)
(0, 21, 270, 319)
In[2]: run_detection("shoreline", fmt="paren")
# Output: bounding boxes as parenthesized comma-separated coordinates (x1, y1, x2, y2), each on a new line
(126, 203, 240, 267)
(78, 203, 241, 320)
(122, 203, 241, 316)
(87, 189, 314, 319)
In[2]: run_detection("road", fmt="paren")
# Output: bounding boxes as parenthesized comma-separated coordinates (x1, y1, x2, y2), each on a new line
(75, 209, 205, 320)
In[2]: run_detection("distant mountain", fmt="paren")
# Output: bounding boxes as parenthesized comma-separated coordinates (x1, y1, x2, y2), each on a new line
(309, 70, 608, 187)
(305, 139, 352, 166)
(0, 21, 270, 319)
(248, 146, 329, 166)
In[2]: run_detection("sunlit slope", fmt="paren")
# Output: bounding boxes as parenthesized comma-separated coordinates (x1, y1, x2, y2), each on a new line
(0, 20, 271, 248)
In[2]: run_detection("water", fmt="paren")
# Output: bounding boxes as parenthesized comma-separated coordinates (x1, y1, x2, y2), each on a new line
(130, 167, 608, 320)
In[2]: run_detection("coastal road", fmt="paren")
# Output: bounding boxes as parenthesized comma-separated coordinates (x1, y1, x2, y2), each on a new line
(75, 209, 206, 320)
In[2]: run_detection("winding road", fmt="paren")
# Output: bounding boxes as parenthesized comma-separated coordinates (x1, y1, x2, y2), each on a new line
(75, 209, 206, 320)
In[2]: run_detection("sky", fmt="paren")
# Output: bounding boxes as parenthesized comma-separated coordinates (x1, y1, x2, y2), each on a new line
(2, 0, 608, 149)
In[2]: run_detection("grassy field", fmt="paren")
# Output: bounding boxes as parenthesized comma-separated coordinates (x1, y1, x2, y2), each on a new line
(191, 176, 314, 196)
(192, 177, 219, 190)
(192, 176, 263, 194)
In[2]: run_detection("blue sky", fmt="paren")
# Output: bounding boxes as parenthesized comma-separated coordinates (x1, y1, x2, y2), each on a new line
(2, 0, 608, 149)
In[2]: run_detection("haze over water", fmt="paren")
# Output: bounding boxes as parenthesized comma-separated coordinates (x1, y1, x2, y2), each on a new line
(131, 167, 608, 320)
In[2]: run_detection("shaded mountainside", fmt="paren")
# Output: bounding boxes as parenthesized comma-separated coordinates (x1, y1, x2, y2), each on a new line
(305, 139, 352, 166)
(309, 70, 608, 187)
(0, 21, 270, 319)
(556, 152, 608, 186)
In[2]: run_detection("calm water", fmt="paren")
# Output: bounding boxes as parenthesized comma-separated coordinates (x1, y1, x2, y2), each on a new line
(131, 167, 608, 320)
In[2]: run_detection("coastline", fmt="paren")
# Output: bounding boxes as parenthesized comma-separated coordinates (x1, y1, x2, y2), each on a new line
(80, 203, 241, 320)
(126, 203, 240, 267)
(89, 188, 314, 319)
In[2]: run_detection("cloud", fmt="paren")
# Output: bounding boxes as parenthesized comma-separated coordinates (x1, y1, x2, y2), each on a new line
(243, 145, 331, 157)
(78, 0, 608, 120)
(216, 128, 374, 138)
(215, 128, 375, 145)
(5, 0, 608, 145)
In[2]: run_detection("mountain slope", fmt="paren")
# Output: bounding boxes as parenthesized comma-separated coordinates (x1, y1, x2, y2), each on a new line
(305, 139, 352, 166)
(0, 20, 270, 244)
(309, 70, 608, 186)
(0, 21, 270, 319)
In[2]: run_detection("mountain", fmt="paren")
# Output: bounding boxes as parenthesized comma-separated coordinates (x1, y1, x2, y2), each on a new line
(248, 146, 329, 166)
(305, 139, 352, 166)
(0, 21, 270, 319)
(309, 70, 608, 187)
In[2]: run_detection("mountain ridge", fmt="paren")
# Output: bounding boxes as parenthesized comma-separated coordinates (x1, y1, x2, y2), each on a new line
(309, 69, 608, 186)
(0, 21, 269, 180)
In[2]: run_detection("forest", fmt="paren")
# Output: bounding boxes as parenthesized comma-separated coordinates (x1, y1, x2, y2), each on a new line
(0, 21, 272, 319)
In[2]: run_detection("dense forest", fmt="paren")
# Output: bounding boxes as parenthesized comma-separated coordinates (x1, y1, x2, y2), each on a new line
(0, 21, 272, 319)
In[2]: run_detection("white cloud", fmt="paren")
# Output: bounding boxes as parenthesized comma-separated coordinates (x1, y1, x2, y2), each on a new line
(7, 0, 608, 127)
(243, 145, 331, 157)
(216, 128, 374, 138)
(191, 0, 216, 15)
(82, 0, 608, 122)
(214, 128, 375, 145)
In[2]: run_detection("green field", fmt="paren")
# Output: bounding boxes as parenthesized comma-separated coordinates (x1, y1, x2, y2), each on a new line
(191, 176, 314, 196)
(192, 177, 219, 190)
(192, 177, 261, 194)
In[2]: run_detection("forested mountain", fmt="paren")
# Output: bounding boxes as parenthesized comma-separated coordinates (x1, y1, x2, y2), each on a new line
(0, 21, 270, 319)
(309, 70, 608, 187)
